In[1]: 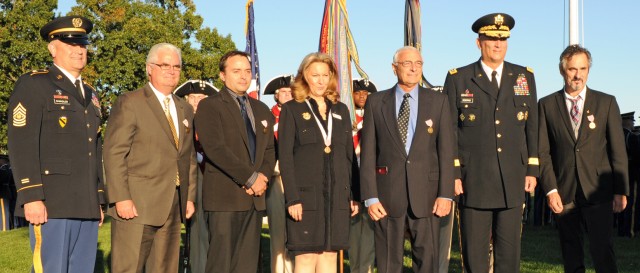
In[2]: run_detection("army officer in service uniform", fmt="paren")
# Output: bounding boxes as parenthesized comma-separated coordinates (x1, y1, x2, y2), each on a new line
(7, 16, 105, 273)
(442, 13, 538, 273)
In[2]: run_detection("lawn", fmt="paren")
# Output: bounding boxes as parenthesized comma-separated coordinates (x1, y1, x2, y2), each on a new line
(1, 217, 639, 273)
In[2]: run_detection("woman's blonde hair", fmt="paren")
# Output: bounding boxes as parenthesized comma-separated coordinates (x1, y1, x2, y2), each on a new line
(291, 52, 339, 104)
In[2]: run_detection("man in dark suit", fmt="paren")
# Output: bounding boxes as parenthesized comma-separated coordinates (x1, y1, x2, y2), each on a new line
(539, 44, 628, 273)
(442, 13, 538, 272)
(194, 50, 276, 273)
(7, 16, 105, 272)
(360, 46, 455, 273)
(619, 112, 639, 237)
(104, 43, 197, 273)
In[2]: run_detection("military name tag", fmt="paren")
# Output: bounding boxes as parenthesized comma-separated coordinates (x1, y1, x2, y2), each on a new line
(54, 95, 70, 105)
(460, 98, 474, 104)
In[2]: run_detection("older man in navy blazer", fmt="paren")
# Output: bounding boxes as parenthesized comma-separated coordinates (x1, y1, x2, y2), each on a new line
(360, 46, 455, 273)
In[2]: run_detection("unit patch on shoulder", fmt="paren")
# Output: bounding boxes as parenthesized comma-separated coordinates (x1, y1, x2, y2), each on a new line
(526, 67, 534, 73)
(449, 68, 458, 75)
(12, 103, 27, 127)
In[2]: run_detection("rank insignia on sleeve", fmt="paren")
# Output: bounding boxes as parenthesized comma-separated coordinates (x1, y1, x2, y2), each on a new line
(59, 116, 67, 128)
(526, 67, 534, 73)
(12, 103, 27, 127)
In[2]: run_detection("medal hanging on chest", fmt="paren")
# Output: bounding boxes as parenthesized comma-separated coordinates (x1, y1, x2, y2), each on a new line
(305, 99, 333, 154)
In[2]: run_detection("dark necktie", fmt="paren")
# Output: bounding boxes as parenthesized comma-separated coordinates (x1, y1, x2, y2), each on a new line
(491, 70, 500, 91)
(75, 79, 90, 106)
(238, 96, 256, 163)
(398, 93, 411, 145)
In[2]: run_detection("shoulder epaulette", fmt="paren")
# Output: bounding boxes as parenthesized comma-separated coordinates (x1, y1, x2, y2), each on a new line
(30, 69, 49, 76)
(526, 67, 534, 74)
(449, 68, 458, 75)
(84, 81, 97, 92)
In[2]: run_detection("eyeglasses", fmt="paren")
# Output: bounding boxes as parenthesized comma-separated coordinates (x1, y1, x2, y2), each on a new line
(395, 61, 424, 68)
(151, 63, 182, 71)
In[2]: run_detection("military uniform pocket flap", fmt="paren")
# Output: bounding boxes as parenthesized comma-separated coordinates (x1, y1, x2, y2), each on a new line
(41, 159, 70, 175)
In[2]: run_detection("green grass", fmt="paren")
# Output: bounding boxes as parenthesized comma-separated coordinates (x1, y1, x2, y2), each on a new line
(1, 217, 639, 273)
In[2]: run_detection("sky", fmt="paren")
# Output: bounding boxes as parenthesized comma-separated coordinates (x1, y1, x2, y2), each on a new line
(58, 0, 640, 115)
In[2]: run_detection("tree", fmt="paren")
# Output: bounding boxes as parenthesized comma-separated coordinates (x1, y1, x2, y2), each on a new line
(71, 0, 236, 119)
(0, 0, 57, 153)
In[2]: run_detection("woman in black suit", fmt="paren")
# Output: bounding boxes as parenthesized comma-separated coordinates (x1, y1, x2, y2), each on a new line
(278, 52, 359, 273)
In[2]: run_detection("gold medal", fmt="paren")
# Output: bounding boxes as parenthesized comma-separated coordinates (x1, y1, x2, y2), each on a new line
(302, 112, 311, 120)
(589, 122, 596, 129)
(517, 111, 524, 121)
(428, 127, 434, 134)
(324, 146, 331, 153)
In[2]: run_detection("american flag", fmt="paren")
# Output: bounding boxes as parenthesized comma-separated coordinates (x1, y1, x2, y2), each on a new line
(245, 0, 260, 99)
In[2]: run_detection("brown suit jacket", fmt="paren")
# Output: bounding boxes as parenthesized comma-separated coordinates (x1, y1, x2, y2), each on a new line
(194, 88, 275, 212)
(104, 83, 197, 225)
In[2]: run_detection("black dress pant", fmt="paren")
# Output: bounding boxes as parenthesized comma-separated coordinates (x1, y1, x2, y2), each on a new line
(205, 207, 262, 273)
(460, 205, 523, 273)
(556, 201, 618, 273)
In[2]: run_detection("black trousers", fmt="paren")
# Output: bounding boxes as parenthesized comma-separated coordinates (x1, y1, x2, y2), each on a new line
(460, 206, 523, 273)
(373, 210, 440, 273)
(205, 208, 262, 273)
(556, 201, 618, 273)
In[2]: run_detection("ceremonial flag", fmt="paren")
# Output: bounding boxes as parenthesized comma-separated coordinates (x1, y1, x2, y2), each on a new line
(319, 0, 368, 121)
(404, 0, 434, 88)
(245, 0, 260, 99)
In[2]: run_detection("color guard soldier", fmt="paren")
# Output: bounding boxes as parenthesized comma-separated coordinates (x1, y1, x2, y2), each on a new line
(174, 79, 218, 273)
(7, 16, 105, 272)
(263, 74, 294, 273)
(442, 13, 538, 273)
(349, 78, 376, 273)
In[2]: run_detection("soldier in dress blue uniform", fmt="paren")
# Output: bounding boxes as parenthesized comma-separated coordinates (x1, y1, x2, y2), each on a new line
(442, 13, 538, 273)
(7, 16, 105, 273)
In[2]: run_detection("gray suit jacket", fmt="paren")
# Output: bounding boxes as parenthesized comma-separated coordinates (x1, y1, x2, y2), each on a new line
(104, 83, 197, 225)
(360, 85, 455, 218)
